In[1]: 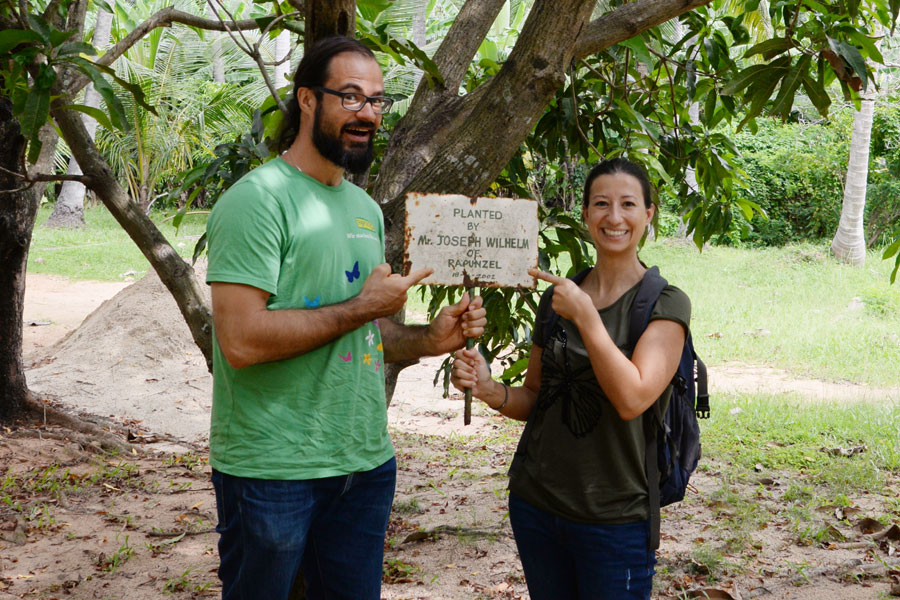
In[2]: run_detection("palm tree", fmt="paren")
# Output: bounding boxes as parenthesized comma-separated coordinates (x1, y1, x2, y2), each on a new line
(45, 8, 113, 228)
(831, 90, 876, 266)
(95, 0, 270, 211)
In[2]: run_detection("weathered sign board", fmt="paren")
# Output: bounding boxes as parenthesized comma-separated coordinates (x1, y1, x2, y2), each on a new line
(403, 193, 539, 289)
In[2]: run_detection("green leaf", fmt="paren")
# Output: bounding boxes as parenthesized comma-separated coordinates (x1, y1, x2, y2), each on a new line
(883, 234, 900, 259)
(27, 14, 73, 48)
(26, 14, 53, 45)
(90, 62, 158, 116)
(20, 88, 49, 143)
(619, 36, 653, 68)
(846, 31, 883, 65)
(703, 91, 717, 126)
(704, 37, 720, 69)
(254, 16, 276, 31)
(500, 356, 529, 380)
(356, 25, 444, 88)
(56, 41, 96, 57)
(735, 197, 763, 221)
(721, 64, 770, 96)
(22, 89, 49, 164)
(93, 0, 115, 13)
(192, 232, 208, 264)
(770, 55, 810, 119)
(891, 0, 900, 34)
(58, 103, 116, 133)
(884, 228, 900, 284)
(743, 38, 793, 59)
(737, 57, 790, 130)
(836, 41, 868, 90)
(802, 75, 832, 117)
(801, 0, 829, 12)
(0, 29, 43, 54)
(70, 58, 129, 130)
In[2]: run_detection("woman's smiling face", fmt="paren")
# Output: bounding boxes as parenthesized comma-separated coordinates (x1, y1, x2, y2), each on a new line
(583, 171, 655, 257)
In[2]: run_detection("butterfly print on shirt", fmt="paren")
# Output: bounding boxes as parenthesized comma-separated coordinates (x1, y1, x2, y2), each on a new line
(537, 327, 604, 438)
(345, 261, 360, 283)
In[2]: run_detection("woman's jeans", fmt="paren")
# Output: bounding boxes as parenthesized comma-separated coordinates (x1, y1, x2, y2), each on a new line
(212, 457, 396, 600)
(509, 491, 656, 600)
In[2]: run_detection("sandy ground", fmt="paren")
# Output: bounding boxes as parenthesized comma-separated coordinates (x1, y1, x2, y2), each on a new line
(5, 272, 900, 600)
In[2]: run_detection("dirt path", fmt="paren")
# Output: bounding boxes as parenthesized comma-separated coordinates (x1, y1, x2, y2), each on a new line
(5, 273, 899, 600)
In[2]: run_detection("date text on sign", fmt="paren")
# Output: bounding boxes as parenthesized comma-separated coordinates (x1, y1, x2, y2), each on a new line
(403, 193, 539, 289)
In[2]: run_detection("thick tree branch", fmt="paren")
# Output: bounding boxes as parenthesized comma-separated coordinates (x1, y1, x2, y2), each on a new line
(573, 0, 714, 60)
(413, 0, 506, 110)
(379, 0, 596, 268)
(374, 0, 505, 204)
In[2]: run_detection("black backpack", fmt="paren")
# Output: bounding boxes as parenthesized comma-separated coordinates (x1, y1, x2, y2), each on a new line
(542, 266, 709, 550)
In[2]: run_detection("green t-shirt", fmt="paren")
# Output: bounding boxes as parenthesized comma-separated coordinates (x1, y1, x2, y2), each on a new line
(205, 157, 393, 480)
(508, 275, 691, 524)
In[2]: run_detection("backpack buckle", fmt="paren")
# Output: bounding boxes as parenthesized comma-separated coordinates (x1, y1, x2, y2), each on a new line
(695, 393, 710, 419)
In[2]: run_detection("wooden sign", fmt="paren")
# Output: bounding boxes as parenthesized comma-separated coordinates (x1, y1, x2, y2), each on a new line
(403, 193, 539, 289)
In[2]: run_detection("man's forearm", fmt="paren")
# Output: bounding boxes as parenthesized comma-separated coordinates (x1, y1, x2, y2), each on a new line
(379, 318, 435, 363)
(216, 293, 377, 369)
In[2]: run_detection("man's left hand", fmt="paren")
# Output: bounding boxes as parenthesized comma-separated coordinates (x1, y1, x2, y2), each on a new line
(426, 292, 487, 355)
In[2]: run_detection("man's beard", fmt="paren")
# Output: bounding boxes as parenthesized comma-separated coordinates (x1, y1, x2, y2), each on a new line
(312, 103, 375, 175)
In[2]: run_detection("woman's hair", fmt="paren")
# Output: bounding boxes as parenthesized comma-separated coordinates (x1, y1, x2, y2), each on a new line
(582, 158, 654, 209)
(276, 36, 377, 152)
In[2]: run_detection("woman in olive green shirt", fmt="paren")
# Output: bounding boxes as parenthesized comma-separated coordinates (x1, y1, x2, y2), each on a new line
(452, 158, 690, 600)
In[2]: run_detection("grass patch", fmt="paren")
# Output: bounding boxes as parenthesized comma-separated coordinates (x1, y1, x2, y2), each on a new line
(28, 204, 208, 281)
(640, 241, 900, 387)
(702, 393, 900, 487)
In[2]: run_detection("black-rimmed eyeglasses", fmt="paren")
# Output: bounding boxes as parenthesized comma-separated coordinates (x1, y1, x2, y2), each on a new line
(314, 87, 394, 114)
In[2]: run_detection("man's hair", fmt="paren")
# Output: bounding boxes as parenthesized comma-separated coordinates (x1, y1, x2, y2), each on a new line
(582, 157, 654, 209)
(277, 36, 377, 152)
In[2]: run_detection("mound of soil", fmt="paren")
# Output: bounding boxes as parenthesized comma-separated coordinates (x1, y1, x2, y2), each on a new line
(26, 265, 212, 444)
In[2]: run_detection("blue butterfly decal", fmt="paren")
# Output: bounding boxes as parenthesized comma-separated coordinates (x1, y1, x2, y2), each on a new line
(345, 261, 360, 283)
(303, 296, 321, 308)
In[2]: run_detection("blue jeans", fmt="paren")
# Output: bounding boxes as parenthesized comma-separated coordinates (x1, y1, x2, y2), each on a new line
(212, 457, 396, 600)
(508, 492, 656, 600)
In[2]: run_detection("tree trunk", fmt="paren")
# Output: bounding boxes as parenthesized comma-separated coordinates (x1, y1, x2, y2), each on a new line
(45, 8, 113, 229)
(0, 92, 59, 424)
(0, 96, 32, 423)
(304, 0, 355, 51)
(831, 94, 875, 267)
(274, 30, 292, 88)
(377, 0, 597, 268)
(208, 2, 226, 83)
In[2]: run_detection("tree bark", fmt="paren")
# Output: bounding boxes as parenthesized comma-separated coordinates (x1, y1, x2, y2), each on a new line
(377, 0, 596, 267)
(375, 0, 716, 269)
(0, 90, 58, 423)
(304, 0, 355, 51)
(46, 8, 113, 229)
(0, 96, 32, 423)
(831, 94, 875, 266)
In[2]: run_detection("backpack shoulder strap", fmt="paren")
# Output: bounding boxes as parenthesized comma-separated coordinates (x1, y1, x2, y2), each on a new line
(631, 266, 668, 552)
(628, 266, 668, 351)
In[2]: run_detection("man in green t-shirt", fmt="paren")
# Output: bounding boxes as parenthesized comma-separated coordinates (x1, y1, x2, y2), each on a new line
(205, 36, 486, 600)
